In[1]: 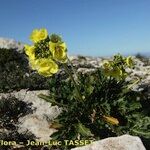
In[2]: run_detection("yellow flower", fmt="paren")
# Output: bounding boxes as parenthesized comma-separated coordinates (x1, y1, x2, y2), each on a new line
(30, 58, 58, 77)
(103, 115, 119, 125)
(30, 28, 48, 43)
(49, 41, 67, 63)
(103, 61, 111, 70)
(126, 56, 133, 67)
(24, 44, 35, 60)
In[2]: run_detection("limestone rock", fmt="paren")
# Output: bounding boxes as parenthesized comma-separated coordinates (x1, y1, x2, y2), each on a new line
(71, 135, 146, 150)
(0, 90, 61, 141)
(0, 37, 24, 52)
(125, 57, 150, 92)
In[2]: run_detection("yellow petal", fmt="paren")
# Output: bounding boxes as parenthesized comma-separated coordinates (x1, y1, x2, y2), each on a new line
(38, 28, 48, 40)
(103, 61, 111, 69)
(30, 29, 38, 43)
(49, 41, 56, 52)
(35, 58, 58, 77)
(30, 28, 48, 43)
(126, 56, 133, 67)
(29, 59, 39, 70)
(24, 44, 35, 60)
(60, 42, 67, 50)
(49, 41, 67, 62)
(38, 70, 53, 77)
(103, 115, 119, 125)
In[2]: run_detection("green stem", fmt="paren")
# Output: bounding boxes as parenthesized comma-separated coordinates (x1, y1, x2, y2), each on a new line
(67, 56, 79, 83)
(127, 77, 140, 89)
(38, 94, 67, 107)
(63, 63, 83, 101)
(132, 129, 150, 136)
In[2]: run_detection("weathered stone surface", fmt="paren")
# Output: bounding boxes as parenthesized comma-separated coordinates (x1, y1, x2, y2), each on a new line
(0, 90, 61, 141)
(0, 37, 24, 51)
(71, 135, 146, 150)
(125, 57, 150, 93)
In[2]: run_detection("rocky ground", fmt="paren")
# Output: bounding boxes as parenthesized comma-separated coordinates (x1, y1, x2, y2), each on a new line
(0, 38, 149, 150)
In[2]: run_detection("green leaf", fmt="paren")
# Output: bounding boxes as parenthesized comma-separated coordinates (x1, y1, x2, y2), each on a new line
(50, 130, 64, 140)
(87, 85, 94, 95)
(38, 94, 66, 107)
(76, 123, 93, 137)
(131, 129, 150, 138)
(129, 101, 142, 110)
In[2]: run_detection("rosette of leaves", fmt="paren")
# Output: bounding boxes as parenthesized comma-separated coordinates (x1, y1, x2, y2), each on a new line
(39, 68, 150, 150)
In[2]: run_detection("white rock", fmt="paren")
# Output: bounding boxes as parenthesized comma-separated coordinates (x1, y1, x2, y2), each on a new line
(0, 89, 61, 142)
(71, 135, 146, 150)
(0, 37, 24, 51)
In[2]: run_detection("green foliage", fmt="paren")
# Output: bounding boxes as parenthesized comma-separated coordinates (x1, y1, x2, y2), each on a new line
(102, 54, 134, 80)
(0, 48, 50, 92)
(40, 68, 150, 150)
(1, 48, 149, 149)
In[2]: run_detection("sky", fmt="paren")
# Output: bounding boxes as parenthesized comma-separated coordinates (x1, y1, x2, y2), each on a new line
(0, 0, 150, 56)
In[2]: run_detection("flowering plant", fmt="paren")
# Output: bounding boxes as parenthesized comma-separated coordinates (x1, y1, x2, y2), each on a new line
(24, 29, 67, 77)
(24, 28, 150, 150)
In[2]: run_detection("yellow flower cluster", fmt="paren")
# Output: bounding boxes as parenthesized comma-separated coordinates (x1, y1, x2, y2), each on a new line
(102, 54, 134, 80)
(24, 28, 67, 77)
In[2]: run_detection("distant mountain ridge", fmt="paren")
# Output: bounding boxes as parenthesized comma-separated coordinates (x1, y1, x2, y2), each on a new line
(0, 37, 149, 57)
(138, 52, 150, 57)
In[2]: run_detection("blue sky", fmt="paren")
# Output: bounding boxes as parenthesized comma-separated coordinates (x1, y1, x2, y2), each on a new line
(0, 0, 150, 56)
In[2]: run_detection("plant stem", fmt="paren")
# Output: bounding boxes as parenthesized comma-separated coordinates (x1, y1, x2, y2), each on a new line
(67, 56, 79, 83)
(132, 129, 150, 136)
(63, 63, 83, 101)
(127, 77, 140, 89)
(38, 94, 67, 107)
